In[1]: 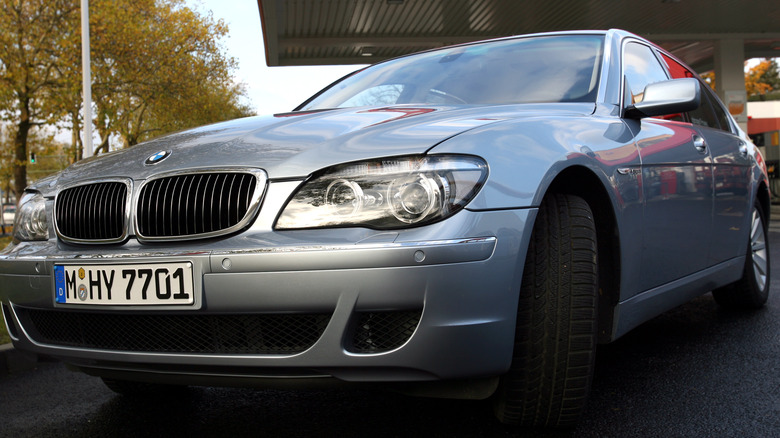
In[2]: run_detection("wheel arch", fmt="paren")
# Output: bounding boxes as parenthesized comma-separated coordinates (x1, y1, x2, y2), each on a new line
(545, 165, 621, 343)
(756, 179, 770, 222)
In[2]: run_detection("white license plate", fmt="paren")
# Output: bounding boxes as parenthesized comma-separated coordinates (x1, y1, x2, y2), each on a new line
(54, 262, 194, 305)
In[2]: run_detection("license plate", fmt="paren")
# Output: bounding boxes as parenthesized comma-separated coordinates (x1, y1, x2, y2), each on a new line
(54, 262, 194, 305)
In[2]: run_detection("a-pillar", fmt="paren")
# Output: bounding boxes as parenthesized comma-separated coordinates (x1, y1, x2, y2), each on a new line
(713, 39, 747, 132)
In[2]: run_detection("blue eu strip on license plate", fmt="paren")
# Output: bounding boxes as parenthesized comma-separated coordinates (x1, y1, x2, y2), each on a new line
(54, 265, 66, 303)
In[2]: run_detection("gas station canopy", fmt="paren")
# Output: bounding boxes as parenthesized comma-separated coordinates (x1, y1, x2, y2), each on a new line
(257, 0, 780, 72)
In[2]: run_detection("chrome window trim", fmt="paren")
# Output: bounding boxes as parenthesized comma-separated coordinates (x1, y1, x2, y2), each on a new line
(53, 178, 133, 245)
(133, 167, 268, 243)
(596, 30, 615, 105)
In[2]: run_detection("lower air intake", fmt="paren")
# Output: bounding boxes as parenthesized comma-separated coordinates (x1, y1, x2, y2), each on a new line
(348, 310, 421, 353)
(19, 308, 330, 355)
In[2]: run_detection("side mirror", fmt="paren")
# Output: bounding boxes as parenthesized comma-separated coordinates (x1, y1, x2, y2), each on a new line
(624, 78, 701, 119)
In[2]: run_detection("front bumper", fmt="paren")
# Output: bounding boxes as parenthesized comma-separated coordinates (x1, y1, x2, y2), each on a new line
(0, 209, 533, 385)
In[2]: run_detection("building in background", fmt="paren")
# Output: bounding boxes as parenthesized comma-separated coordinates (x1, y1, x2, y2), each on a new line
(748, 101, 780, 195)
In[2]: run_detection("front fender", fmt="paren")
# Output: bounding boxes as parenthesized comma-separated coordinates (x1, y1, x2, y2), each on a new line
(430, 114, 640, 210)
(431, 113, 648, 309)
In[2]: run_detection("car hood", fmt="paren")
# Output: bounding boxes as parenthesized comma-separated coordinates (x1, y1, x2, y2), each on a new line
(43, 103, 595, 191)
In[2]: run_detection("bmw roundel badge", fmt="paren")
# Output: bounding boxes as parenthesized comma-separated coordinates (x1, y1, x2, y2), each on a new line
(145, 150, 171, 165)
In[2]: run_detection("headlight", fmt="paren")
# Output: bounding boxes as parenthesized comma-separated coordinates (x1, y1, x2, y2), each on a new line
(13, 192, 49, 242)
(276, 155, 488, 230)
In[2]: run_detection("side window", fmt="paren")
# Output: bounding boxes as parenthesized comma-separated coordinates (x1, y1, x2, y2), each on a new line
(622, 42, 670, 105)
(661, 53, 731, 132)
(660, 53, 695, 80)
(703, 86, 734, 133)
(689, 90, 722, 130)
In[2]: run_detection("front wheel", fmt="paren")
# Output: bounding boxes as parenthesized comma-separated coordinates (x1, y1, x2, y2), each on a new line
(493, 193, 599, 428)
(712, 201, 770, 309)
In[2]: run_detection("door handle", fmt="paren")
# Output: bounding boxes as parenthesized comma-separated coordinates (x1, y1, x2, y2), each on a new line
(739, 142, 749, 157)
(692, 135, 707, 154)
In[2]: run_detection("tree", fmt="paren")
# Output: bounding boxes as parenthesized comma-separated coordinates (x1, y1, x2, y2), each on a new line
(85, 0, 253, 151)
(0, 123, 69, 203)
(745, 59, 780, 99)
(0, 0, 79, 200)
(1, 0, 254, 198)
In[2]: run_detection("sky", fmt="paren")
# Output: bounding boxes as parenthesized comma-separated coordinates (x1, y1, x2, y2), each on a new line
(185, 0, 365, 115)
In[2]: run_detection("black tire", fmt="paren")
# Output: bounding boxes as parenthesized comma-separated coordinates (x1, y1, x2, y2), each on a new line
(712, 201, 770, 309)
(493, 193, 599, 428)
(101, 378, 188, 397)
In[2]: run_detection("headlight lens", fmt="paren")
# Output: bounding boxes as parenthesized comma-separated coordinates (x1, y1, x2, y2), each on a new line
(13, 192, 49, 242)
(276, 155, 487, 230)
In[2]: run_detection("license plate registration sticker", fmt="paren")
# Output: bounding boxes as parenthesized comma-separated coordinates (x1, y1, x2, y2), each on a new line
(54, 262, 194, 305)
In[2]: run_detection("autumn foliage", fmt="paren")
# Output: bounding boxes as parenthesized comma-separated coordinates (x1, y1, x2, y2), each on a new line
(745, 59, 780, 98)
(700, 60, 780, 98)
(0, 0, 254, 200)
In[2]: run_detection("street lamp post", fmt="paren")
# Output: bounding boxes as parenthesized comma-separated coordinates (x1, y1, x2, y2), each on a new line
(80, 0, 93, 158)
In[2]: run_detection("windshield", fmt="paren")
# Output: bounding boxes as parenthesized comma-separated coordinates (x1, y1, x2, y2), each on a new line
(300, 34, 604, 110)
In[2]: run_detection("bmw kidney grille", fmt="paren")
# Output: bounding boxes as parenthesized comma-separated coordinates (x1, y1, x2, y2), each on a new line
(54, 171, 264, 243)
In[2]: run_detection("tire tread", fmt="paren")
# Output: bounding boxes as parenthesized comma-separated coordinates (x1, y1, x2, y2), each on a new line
(494, 194, 598, 428)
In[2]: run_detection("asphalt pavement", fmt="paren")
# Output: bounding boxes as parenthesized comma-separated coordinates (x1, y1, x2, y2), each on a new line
(2, 207, 780, 437)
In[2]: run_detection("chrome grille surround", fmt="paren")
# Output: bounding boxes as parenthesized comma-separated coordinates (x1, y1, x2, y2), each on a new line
(53, 178, 133, 245)
(134, 168, 267, 242)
